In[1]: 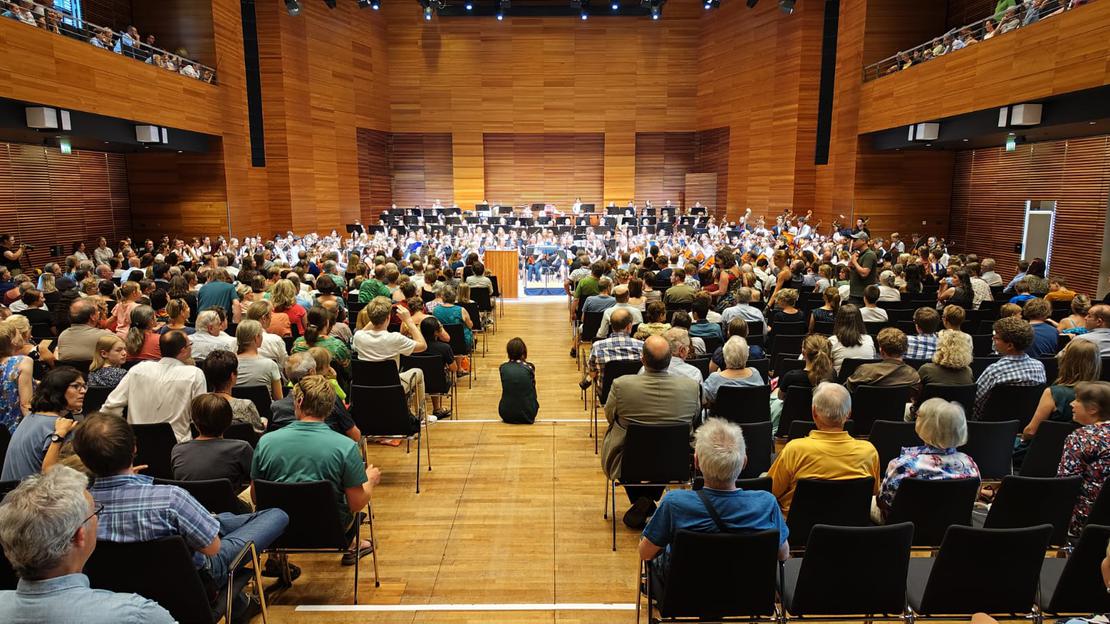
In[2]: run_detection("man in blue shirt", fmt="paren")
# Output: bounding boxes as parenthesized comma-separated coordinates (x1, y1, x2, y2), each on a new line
(639, 418, 789, 594)
(1003, 260, 1029, 294)
(0, 466, 175, 623)
(197, 268, 241, 323)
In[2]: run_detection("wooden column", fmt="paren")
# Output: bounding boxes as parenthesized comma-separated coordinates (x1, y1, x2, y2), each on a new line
(484, 249, 519, 299)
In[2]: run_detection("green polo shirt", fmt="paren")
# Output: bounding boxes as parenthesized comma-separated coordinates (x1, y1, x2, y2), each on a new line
(358, 278, 391, 303)
(574, 275, 600, 300)
(251, 420, 366, 524)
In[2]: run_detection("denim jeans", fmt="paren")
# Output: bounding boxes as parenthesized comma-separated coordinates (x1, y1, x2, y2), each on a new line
(205, 508, 289, 582)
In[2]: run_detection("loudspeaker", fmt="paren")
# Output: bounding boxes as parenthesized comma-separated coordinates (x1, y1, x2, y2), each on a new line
(1010, 104, 1042, 126)
(814, 0, 840, 165)
(25, 107, 58, 129)
(915, 123, 939, 141)
(136, 125, 161, 143)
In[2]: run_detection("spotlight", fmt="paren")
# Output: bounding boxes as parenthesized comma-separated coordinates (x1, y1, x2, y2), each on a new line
(424, 5, 432, 19)
(496, 10, 504, 19)
(497, 0, 509, 18)
(611, 0, 619, 8)
(651, 7, 659, 18)
(643, 0, 664, 19)
(372, 0, 380, 7)
(705, 0, 719, 7)
(581, 10, 588, 18)
(779, 0, 795, 13)
(465, 1, 473, 8)
(285, 0, 301, 15)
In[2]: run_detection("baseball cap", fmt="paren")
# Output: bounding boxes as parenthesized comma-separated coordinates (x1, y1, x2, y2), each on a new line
(850, 232, 870, 240)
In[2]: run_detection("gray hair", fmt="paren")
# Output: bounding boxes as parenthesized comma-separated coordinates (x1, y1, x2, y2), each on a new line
(0, 466, 91, 579)
(915, 398, 968, 449)
(195, 310, 222, 334)
(736, 287, 752, 304)
(662, 327, 691, 357)
(811, 381, 851, 425)
(285, 351, 317, 382)
(694, 418, 747, 484)
(722, 336, 750, 370)
(235, 319, 264, 353)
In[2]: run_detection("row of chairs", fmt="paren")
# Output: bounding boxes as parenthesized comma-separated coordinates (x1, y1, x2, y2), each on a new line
(640, 522, 1110, 624)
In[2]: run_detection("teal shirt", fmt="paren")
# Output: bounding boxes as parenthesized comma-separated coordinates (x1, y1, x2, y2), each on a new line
(251, 420, 366, 524)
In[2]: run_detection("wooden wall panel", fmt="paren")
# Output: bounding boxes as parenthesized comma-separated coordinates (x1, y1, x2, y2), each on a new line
(81, 0, 134, 33)
(126, 147, 229, 239)
(858, 1, 1110, 133)
(131, 0, 217, 69)
(862, 0, 949, 67)
(684, 173, 718, 215)
(452, 131, 485, 210)
(357, 128, 392, 221)
(854, 144, 955, 240)
(634, 132, 695, 209)
(947, 0, 998, 30)
(694, 127, 731, 220)
(389, 133, 454, 209)
(482, 133, 604, 210)
(0, 142, 131, 266)
(947, 136, 1110, 296)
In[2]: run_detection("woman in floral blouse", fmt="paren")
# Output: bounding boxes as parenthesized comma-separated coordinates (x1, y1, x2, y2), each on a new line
(876, 397, 980, 521)
(1057, 381, 1110, 536)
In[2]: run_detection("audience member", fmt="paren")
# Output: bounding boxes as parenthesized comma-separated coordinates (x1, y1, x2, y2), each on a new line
(702, 336, 764, 405)
(846, 327, 922, 395)
(1075, 304, 1110, 356)
(585, 308, 643, 389)
(204, 349, 267, 433)
(171, 393, 254, 499)
(234, 319, 283, 401)
(1023, 298, 1060, 358)
(87, 335, 128, 389)
(269, 352, 359, 439)
(191, 308, 236, 361)
(917, 330, 974, 387)
(710, 317, 764, 372)
(973, 316, 1047, 419)
(827, 303, 877, 373)
(352, 297, 428, 416)
(0, 320, 33, 432)
(1023, 339, 1102, 440)
(906, 307, 941, 360)
(1059, 295, 1092, 335)
(808, 286, 840, 333)
(499, 337, 539, 425)
(659, 327, 703, 383)
(596, 284, 644, 338)
(860, 285, 888, 322)
(1057, 381, 1110, 536)
(123, 305, 160, 361)
(1, 366, 83, 481)
(720, 287, 763, 324)
(634, 300, 671, 340)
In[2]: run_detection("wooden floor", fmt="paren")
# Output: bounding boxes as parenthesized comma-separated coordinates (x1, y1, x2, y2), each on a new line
(263, 296, 644, 623)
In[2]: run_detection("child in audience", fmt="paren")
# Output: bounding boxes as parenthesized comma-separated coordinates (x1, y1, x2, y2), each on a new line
(499, 338, 538, 425)
(88, 335, 128, 389)
(1000, 302, 1023, 319)
(308, 346, 346, 402)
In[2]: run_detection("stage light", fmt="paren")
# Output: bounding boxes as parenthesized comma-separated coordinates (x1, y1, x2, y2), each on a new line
(424, 5, 432, 18)
(496, 10, 504, 19)
(611, 0, 619, 9)
(651, 8, 659, 18)
(581, 10, 588, 19)
(465, 1, 473, 8)
(285, 0, 301, 16)
(497, 0, 509, 19)
(779, 0, 795, 13)
(372, 0, 380, 7)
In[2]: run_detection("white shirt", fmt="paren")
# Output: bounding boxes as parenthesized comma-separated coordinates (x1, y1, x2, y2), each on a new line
(828, 334, 877, 373)
(667, 359, 704, 383)
(860, 306, 889, 323)
(100, 358, 207, 443)
(259, 332, 287, 372)
(597, 303, 645, 339)
(352, 328, 416, 366)
(93, 246, 114, 266)
(191, 331, 236, 361)
(877, 285, 901, 302)
(721, 304, 764, 324)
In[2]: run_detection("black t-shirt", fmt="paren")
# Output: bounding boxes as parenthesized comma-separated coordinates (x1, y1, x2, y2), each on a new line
(170, 438, 253, 492)
(425, 340, 455, 367)
(0, 246, 20, 271)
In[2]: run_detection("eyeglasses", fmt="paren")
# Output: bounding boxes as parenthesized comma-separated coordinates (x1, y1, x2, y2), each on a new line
(83, 502, 104, 525)
(69, 382, 87, 391)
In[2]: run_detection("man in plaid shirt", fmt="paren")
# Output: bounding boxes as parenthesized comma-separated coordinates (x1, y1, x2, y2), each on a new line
(584, 308, 643, 389)
(906, 307, 941, 360)
(974, 316, 1046, 418)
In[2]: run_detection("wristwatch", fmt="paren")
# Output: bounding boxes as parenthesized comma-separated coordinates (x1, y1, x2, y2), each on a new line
(49, 433, 63, 445)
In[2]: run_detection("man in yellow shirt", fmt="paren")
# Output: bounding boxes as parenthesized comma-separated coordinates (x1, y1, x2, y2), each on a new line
(766, 382, 880, 516)
(1044, 277, 1077, 303)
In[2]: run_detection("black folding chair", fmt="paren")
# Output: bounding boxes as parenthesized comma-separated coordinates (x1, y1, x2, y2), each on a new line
(1020, 420, 1079, 477)
(959, 420, 1021, 480)
(351, 358, 403, 386)
(1039, 356, 1059, 383)
(869, 420, 924, 474)
(56, 359, 92, 377)
(460, 301, 487, 357)
(747, 358, 770, 381)
(980, 384, 1046, 429)
(905, 525, 1051, 619)
(812, 320, 834, 335)
(738, 421, 774, 479)
(489, 275, 503, 318)
(1038, 523, 1110, 616)
(254, 479, 378, 603)
(231, 385, 273, 428)
(983, 475, 1082, 546)
(781, 523, 914, 618)
(920, 383, 976, 418)
(785, 478, 874, 550)
(85, 535, 265, 623)
(576, 311, 605, 373)
(837, 358, 880, 384)
(132, 423, 177, 480)
(849, 385, 912, 435)
(470, 286, 494, 333)
(83, 385, 114, 414)
(772, 334, 806, 361)
(401, 353, 458, 419)
(639, 529, 780, 624)
(687, 357, 711, 380)
(886, 477, 980, 547)
(443, 324, 476, 388)
(971, 334, 995, 357)
(153, 478, 245, 514)
(606, 423, 691, 551)
(712, 384, 771, 425)
(224, 421, 261, 448)
(350, 384, 430, 493)
(778, 385, 813, 438)
(772, 321, 806, 336)
(772, 352, 805, 379)
(971, 356, 1000, 381)
(593, 360, 643, 454)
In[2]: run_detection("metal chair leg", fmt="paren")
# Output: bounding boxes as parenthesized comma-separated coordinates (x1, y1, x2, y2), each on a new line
(415, 433, 421, 494)
(424, 416, 432, 471)
(366, 504, 380, 587)
(604, 477, 610, 518)
(353, 516, 361, 604)
(611, 480, 618, 551)
(249, 543, 269, 624)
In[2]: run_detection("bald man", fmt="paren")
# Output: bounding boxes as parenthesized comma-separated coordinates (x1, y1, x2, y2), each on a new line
(602, 334, 700, 529)
(1076, 304, 1110, 357)
(584, 307, 643, 389)
(596, 284, 645, 339)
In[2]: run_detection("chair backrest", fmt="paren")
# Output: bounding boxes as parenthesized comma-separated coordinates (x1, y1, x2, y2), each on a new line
(1019, 420, 1079, 477)
(984, 475, 1082, 546)
(223, 421, 260, 448)
(470, 286, 492, 312)
(869, 420, 924, 474)
(152, 478, 242, 515)
(746, 319, 765, 337)
(600, 359, 642, 404)
(864, 321, 891, 337)
(886, 477, 980, 547)
(84, 385, 114, 414)
(772, 352, 805, 379)
(971, 334, 995, 357)
(786, 478, 874, 548)
(230, 385, 272, 426)
(84, 536, 216, 624)
(401, 353, 452, 395)
(131, 423, 177, 480)
(1089, 482, 1110, 526)
(849, 385, 913, 434)
(920, 383, 976, 418)
(253, 479, 352, 549)
(812, 320, 834, 335)
(620, 423, 691, 484)
(349, 384, 418, 437)
(971, 356, 1000, 381)
(917, 524, 1051, 615)
(789, 523, 914, 615)
(981, 384, 1046, 429)
(56, 359, 92, 377)
(959, 420, 1020, 479)
(0, 429, 9, 477)
(700, 335, 723, 355)
(778, 385, 813, 438)
(657, 529, 780, 619)
(1039, 356, 1059, 383)
(773, 321, 806, 336)
(687, 357, 711, 380)
(837, 358, 880, 384)
(1102, 357, 1110, 382)
(351, 357, 402, 386)
(460, 302, 482, 331)
(579, 311, 604, 344)
(712, 384, 771, 425)
(1042, 523, 1110, 614)
(772, 333, 806, 357)
(747, 358, 770, 381)
(738, 421, 773, 479)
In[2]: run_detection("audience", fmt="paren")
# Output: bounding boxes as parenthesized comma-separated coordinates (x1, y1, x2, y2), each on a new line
(906, 307, 941, 360)
(1, 366, 83, 481)
(1059, 294, 1092, 335)
(170, 393, 254, 500)
(87, 334, 128, 389)
(917, 329, 974, 387)
(1057, 381, 1110, 536)
(1075, 304, 1110, 356)
(827, 303, 877, 373)
(585, 308, 643, 390)
(234, 319, 283, 401)
(191, 308, 236, 361)
(659, 327, 703, 383)
(0, 465, 175, 623)
(702, 336, 764, 405)
(0, 320, 33, 432)
(973, 316, 1047, 419)
(203, 349, 267, 433)
(1023, 339, 1102, 440)
(352, 297, 428, 417)
(860, 285, 888, 322)
(270, 352, 359, 440)
(1023, 298, 1060, 358)
(596, 284, 644, 338)
(845, 327, 922, 396)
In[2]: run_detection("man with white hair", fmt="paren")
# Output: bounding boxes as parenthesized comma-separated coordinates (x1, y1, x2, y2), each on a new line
(0, 466, 175, 622)
(596, 284, 644, 338)
(656, 327, 703, 383)
(766, 382, 880, 516)
(190, 308, 237, 360)
(639, 418, 789, 590)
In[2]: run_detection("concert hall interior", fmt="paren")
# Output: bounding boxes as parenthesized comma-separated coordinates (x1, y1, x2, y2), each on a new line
(2, 0, 1110, 622)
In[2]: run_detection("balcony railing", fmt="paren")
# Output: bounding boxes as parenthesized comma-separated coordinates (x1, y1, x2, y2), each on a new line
(1, 0, 217, 84)
(863, 0, 1091, 82)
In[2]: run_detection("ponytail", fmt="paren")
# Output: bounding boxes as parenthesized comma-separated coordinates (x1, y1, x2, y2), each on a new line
(304, 323, 321, 347)
(807, 351, 835, 387)
(824, 286, 841, 314)
(304, 306, 331, 347)
(125, 326, 145, 356)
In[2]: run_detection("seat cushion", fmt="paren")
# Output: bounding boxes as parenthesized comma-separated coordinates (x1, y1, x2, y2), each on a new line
(1038, 558, 1066, 612)
(905, 557, 935, 613)
(780, 557, 803, 613)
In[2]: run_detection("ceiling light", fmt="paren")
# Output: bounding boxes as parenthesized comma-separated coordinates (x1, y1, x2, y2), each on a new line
(465, 1, 473, 8)
(779, 0, 795, 14)
(285, 0, 301, 16)
(611, 0, 619, 8)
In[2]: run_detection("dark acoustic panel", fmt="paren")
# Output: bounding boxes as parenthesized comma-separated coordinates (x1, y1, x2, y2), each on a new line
(815, 0, 840, 166)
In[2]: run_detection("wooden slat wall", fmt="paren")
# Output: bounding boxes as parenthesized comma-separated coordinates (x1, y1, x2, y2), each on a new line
(390, 133, 454, 209)
(482, 133, 604, 210)
(131, 0, 217, 69)
(858, 0, 1110, 134)
(947, 0, 998, 29)
(854, 144, 955, 240)
(684, 173, 718, 215)
(357, 128, 392, 221)
(948, 135, 1110, 296)
(81, 0, 134, 33)
(862, 0, 949, 66)
(0, 142, 131, 266)
(634, 132, 695, 209)
(694, 127, 731, 220)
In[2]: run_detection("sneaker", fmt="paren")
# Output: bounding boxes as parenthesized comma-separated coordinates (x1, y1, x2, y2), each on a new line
(622, 497, 655, 530)
(262, 557, 301, 582)
(578, 378, 592, 390)
(570, 347, 577, 358)
(426, 414, 438, 423)
(231, 595, 262, 624)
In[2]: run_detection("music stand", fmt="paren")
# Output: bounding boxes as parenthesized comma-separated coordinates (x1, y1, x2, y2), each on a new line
(445, 216, 462, 226)
(643, 207, 656, 216)
(531, 203, 545, 212)
(621, 216, 636, 226)
(576, 217, 590, 226)
(367, 225, 385, 235)
(465, 217, 480, 225)
(519, 218, 534, 227)
(606, 206, 621, 215)
(498, 205, 513, 215)
(475, 203, 489, 212)
(689, 206, 707, 215)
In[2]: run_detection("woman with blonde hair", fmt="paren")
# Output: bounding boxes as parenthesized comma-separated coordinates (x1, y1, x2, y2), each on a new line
(3, 315, 54, 375)
(269, 278, 305, 335)
(112, 281, 142, 338)
(234, 319, 283, 400)
(308, 346, 346, 402)
(0, 321, 33, 433)
(1058, 294, 1092, 334)
(1023, 339, 1102, 440)
(158, 299, 194, 335)
(124, 305, 160, 361)
(88, 334, 128, 389)
(918, 329, 974, 386)
(770, 334, 836, 427)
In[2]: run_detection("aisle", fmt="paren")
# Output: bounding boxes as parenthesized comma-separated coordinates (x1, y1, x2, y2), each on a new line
(265, 297, 642, 623)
